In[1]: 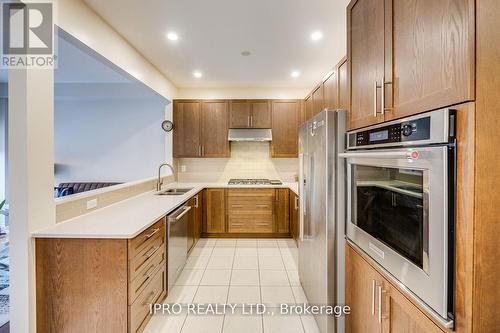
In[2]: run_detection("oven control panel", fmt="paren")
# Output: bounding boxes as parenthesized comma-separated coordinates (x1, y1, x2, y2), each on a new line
(349, 117, 431, 148)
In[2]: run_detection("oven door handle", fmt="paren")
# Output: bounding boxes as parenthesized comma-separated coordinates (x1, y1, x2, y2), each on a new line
(339, 150, 418, 160)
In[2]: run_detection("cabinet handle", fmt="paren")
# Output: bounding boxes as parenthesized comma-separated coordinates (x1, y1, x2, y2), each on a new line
(378, 285, 383, 323)
(250, 115, 253, 127)
(373, 81, 378, 117)
(144, 228, 160, 239)
(256, 204, 269, 208)
(143, 265, 156, 278)
(145, 246, 160, 258)
(248, 116, 251, 127)
(201, 146, 205, 156)
(143, 290, 157, 305)
(371, 280, 376, 316)
(381, 79, 393, 115)
(295, 196, 299, 210)
(231, 223, 244, 226)
(198, 145, 202, 157)
(194, 195, 199, 208)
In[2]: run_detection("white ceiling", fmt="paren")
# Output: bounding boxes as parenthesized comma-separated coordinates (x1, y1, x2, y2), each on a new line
(83, 0, 349, 89)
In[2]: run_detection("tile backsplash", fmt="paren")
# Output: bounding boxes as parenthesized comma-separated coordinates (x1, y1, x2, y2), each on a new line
(176, 142, 298, 182)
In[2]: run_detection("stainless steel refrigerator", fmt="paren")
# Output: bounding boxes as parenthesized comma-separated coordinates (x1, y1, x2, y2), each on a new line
(299, 109, 346, 333)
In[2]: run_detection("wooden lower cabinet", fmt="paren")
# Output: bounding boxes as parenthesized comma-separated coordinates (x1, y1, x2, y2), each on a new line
(289, 191, 299, 244)
(346, 244, 444, 333)
(187, 193, 202, 253)
(202, 188, 292, 237)
(36, 218, 167, 333)
(275, 188, 290, 234)
(203, 188, 226, 234)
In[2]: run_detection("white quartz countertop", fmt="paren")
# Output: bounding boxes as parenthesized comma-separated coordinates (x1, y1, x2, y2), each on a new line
(32, 182, 299, 239)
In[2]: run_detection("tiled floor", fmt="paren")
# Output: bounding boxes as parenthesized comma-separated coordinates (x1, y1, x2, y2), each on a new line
(144, 238, 320, 333)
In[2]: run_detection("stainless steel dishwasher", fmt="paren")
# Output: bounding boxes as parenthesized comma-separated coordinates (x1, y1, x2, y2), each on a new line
(167, 204, 191, 291)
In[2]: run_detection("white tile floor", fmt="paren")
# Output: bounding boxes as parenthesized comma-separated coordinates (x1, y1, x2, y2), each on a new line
(144, 238, 320, 333)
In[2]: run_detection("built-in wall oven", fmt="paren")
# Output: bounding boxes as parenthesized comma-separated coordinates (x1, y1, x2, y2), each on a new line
(340, 109, 456, 327)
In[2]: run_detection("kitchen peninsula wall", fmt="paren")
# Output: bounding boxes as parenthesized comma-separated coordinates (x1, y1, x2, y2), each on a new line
(176, 142, 298, 182)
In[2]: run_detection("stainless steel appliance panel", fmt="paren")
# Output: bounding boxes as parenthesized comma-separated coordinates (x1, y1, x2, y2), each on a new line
(167, 205, 191, 291)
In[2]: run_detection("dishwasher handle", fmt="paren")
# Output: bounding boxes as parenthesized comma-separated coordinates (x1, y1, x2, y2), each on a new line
(169, 206, 191, 223)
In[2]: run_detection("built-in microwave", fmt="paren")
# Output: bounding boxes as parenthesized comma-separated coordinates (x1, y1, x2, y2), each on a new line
(340, 109, 456, 327)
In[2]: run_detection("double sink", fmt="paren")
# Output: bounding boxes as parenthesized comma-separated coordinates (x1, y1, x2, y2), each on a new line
(156, 188, 193, 196)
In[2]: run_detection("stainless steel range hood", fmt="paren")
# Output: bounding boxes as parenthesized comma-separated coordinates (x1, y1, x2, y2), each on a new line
(228, 128, 272, 141)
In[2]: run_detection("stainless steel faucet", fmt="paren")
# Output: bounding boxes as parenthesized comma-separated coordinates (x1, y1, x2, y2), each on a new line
(157, 163, 175, 191)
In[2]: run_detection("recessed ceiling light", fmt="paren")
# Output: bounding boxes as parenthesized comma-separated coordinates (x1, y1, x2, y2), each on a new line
(193, 71, 203, 78)
(241, 50, 251, 56)
(311, 31, 323, 41)
(291, 70, 301, 78)
(166, 32, 179, 41)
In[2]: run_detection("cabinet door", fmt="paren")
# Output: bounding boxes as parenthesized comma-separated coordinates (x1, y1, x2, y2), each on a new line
(346, 245, 383, 333)
(187, 197, 196, 253)
(338, 59, 349, 110)
(194, 194, 203, 242)
(389, 0, 474, 120)
(204, 189, 226, 234)
(271, 100, 300, 157)
(229, 101, 252, 128)
(312, 85, 324, 117)
(348, 0, 385, 129)
(173, 101, 201, 157)
(251, 100, 272, 128)
(275, 189, 290, 234)
(382, 280, 444, 333)
(323, 70, 338, 110)
(201, 101, 230, 157)
(305, 95, 313, 121)
(289, 192, 299, 243)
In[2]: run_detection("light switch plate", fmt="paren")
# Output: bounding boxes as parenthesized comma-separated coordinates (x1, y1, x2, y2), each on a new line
(180, 165, 187, 172)
(86, 199, 98, 210)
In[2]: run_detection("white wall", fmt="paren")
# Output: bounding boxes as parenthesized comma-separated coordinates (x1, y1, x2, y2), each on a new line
(56, 0, 178, 100)
(54, 98, 167, 184)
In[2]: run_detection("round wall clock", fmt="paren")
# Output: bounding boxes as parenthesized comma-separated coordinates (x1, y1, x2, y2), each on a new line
(161, 120, 174, 132)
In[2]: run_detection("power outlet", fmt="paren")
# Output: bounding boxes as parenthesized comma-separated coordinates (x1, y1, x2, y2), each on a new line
(180, 165, 187, 172)
(86, 198, 98, 210)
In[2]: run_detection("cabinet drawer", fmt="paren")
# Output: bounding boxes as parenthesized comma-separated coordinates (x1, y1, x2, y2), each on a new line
(129, 266, 166, 333)
(129, 232, 165, 279)
(129, 248, 165, 304)
(129, 219, 165, 260)
(227, 197, 273, 214)
(227, 189, 274, 197)
(228, 215, 273, 233)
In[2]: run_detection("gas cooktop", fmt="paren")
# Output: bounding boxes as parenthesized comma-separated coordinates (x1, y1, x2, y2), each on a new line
(228, 178, 283, 185)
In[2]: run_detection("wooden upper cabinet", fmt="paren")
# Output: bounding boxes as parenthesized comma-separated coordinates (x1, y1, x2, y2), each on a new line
(348, 0, 386, 130)
(203, 189, 226, 234)
(271, 100, 300, 158)
(305, 95, 313, 121)
(250, 100, 272, 128)
(200, 101, 230, 157)
(229, 100, 271, 129)
(323, 70, 338, 111)
(348, 0, 474, 129)
(389, 0, 474, 120)
(338, 58, 349, 111)
(229, 101, 252, 128)
(311, 84, 324, 117)
(173, 101, 201, 158)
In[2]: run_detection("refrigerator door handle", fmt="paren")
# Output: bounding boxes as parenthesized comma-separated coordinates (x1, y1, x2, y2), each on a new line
(299, 153, 305, 241)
